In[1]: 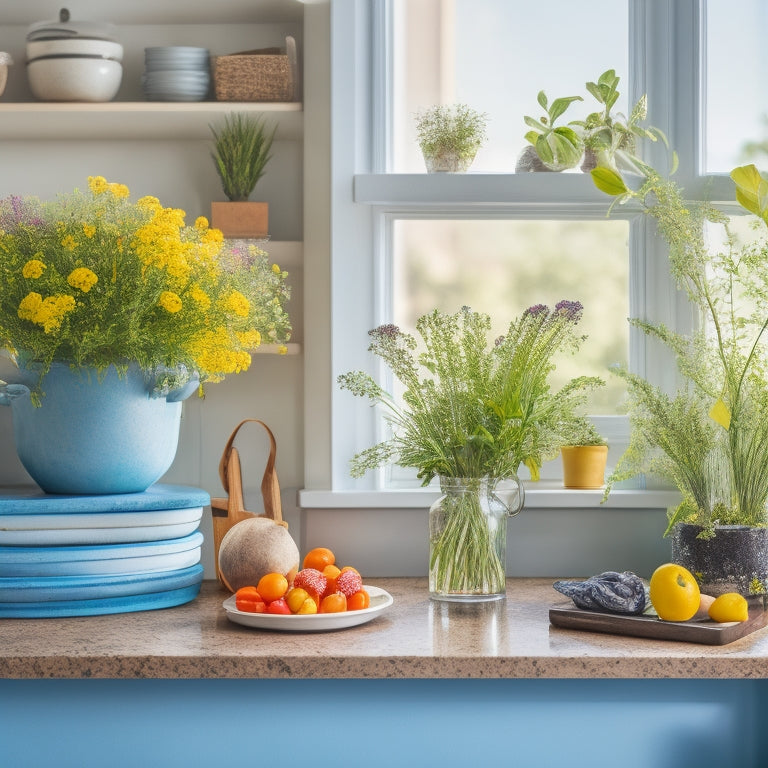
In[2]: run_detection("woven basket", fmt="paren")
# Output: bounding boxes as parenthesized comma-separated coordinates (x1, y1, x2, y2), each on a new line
(213, 51, 293, 102)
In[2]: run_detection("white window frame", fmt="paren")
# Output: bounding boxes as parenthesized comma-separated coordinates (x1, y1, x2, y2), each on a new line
(301, 0, 730, 509)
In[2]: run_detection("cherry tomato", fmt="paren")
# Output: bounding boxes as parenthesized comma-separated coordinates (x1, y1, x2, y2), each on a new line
(266, 597, 293, 615)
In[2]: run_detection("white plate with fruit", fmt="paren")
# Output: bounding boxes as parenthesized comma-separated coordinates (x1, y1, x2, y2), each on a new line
(223, 584, 393, 632)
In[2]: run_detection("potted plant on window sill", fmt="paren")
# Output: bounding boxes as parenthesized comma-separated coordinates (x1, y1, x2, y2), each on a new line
(570, 69, 668, 174)
(518, 90, 583, 172)
(414, 103, 488, 173)
(595, 156, 768, 597)
(559, 416, 609, 489)
(210, 113, 275, 239)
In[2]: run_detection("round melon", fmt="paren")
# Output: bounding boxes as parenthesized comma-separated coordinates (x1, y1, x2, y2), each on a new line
(218, 517, 300, 592)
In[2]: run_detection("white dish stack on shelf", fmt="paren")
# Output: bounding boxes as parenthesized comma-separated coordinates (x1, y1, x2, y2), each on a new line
(25, 9, 123, 102)
(142, 46, 211, 102)
(0, 484, 208, 618)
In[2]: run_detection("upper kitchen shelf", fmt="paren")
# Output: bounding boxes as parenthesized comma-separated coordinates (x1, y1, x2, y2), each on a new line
(0, 101, 303, 141)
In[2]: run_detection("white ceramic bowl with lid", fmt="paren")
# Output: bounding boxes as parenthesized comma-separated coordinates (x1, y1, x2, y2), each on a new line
(27, 38, 123, 62)
(27, 8, 118, 42)
(27, 56, 122, 101)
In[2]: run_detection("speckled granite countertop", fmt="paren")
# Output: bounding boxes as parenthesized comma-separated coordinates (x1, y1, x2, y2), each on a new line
(3, 578, 768, 679)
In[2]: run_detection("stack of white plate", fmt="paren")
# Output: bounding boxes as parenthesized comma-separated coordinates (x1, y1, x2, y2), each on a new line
(0, 484, 208, 617)
(142, 46, 210, 102)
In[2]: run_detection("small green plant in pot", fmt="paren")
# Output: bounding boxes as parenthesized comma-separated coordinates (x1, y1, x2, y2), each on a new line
(519, 91, 583, 172)
(414, 104, 488, 173)
(571, 69, 668, 174)
(210, 113, 276, 238)
(559, 416, 609, 489)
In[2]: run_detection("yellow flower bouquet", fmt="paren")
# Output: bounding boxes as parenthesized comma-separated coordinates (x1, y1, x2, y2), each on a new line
(0, 176, 291, 399)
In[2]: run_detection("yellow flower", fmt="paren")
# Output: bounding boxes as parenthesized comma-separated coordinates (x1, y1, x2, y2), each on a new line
(201, 227, 224, 245)
(67, 267, 98, 293)
(82, 224, 96, 238)
(88, 176, 108, 195)
(158, 291, 183, 313)
(22, 259, 46, 279)
(17, 292, 42, 322)
(137, 196, 161, 213)
(18, 292, 75, 333)
(107, 182, 130, 199)
(272, 263, 281, 275)
(61, 235, 78, 252)
(194, 216, 209, 230)
(190, 285, 211, 311)
(237, 329, 262, 348)
(188, 327, 252, 377)
(277, 345, 288, 355)
(224, 290, 250, 317)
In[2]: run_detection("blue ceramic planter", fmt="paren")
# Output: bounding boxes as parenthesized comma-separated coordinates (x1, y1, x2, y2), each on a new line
(0, 363, 198, 495)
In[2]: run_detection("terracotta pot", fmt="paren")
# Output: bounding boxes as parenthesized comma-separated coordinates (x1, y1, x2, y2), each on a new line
(561, 445, 608, 489)
(671, 523, 768, 597)
(210, 201, 268, 238)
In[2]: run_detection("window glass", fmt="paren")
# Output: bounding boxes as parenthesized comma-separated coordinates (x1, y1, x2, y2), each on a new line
(705, 0, 768, 172)
(392, 219, 630, 414)
(392, 0, 629, 172)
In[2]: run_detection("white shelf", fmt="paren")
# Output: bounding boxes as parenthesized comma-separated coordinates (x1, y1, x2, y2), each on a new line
(253, 343, 301, 356)
(0, 102, 303, 141)
(3, 0, 304, 25)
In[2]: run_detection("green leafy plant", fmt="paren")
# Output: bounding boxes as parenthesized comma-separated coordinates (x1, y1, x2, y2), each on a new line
(414, 104, 488, 170)
(523, 91, 584, 171)
(560, 415, 607, 447)
(338, 303, 602, 594)
(570, 69, 669, 174)
(0, 176, 291, 400)
(596, 158, 768, 535)
(210, 113, 276, 201)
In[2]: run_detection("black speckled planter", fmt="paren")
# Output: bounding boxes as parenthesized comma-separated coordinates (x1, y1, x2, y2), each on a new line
(671, 523, 768, 597)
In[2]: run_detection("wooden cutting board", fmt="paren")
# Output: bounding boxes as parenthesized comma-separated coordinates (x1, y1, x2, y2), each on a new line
(549, 599, 768, 645)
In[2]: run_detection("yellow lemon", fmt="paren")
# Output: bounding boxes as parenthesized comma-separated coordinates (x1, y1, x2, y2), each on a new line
(649, 563, 701, 621)
(708, 593, 749, 623)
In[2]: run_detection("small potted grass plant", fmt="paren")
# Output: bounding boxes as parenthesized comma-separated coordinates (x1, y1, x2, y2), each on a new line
(559, 416, 608, 489)
(210, 112, 275, 238)
(414, 103, 487, 173)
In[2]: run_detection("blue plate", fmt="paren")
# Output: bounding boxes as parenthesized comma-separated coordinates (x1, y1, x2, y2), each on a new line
(0, 582, 202, 618)
(0, 563, 203, 602)
(0, 532, 203, 577)
(0, 484, 210, 515)
(0, 505, 203, 546)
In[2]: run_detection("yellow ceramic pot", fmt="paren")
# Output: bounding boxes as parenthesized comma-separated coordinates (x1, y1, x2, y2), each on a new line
(561, 445, 609, 489)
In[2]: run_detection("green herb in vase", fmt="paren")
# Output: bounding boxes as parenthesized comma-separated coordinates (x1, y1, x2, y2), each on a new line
(339, 304, 602, 600)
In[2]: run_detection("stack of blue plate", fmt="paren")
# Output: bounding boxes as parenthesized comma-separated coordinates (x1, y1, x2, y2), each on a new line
(142, 46, 210, 102)
(0, 484, 208, 617)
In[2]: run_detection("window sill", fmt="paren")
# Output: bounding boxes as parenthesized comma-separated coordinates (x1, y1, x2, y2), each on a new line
(298, 487, 680, 510)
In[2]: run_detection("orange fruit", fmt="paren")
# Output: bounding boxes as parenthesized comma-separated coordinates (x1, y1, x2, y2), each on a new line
(322, 564, 341, 596)
(303, 547, 335, 571)
(256, 572, 289, 603)
(319, 592, 347, 613)
(286, 587, 311, 613)
(649, 563, 700, 621)
(347, 590, 370, 611)
(708, 593, 749, 623)
(296, 597, 318, 615)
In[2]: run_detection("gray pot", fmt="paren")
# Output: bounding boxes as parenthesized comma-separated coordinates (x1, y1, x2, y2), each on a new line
(671, 522, 768, 597)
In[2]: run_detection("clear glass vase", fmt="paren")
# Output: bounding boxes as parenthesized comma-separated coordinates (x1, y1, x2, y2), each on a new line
(429, 476, 524, 602)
